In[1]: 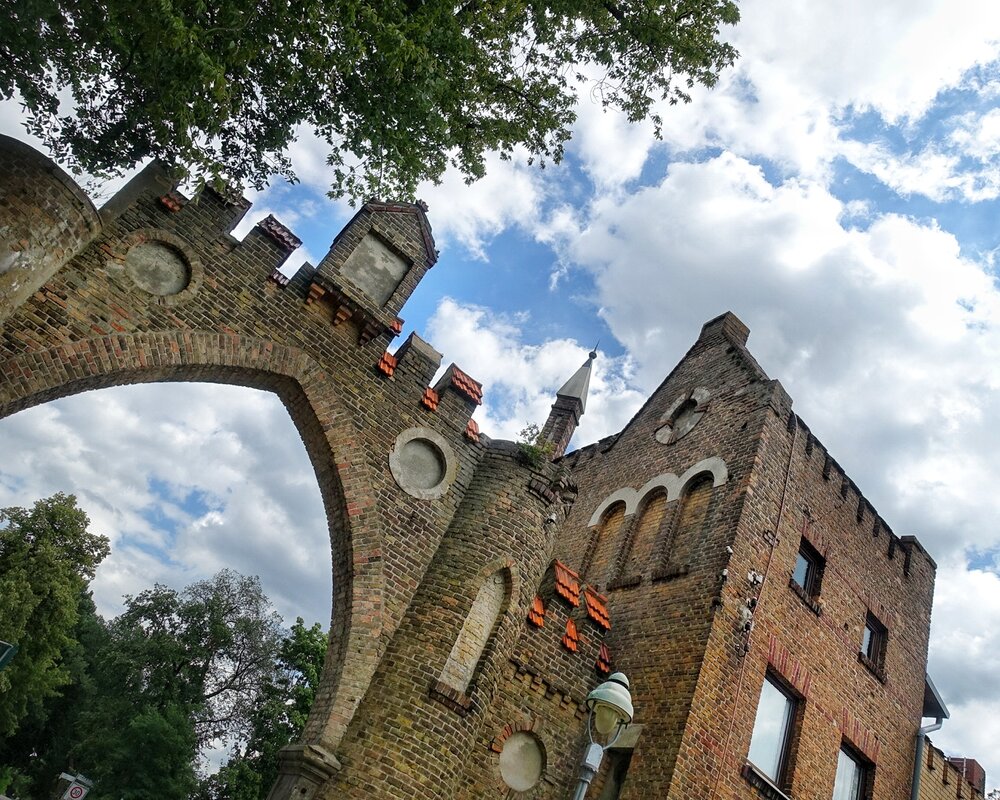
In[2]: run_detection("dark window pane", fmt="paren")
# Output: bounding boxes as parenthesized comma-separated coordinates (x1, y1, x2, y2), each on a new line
(792, 551, 811, 589)
(861, 612, 887, 669)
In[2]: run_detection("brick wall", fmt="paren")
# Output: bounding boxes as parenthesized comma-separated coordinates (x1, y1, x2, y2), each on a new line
(919, 739, 985, 800)
(668, 329, 936, 799)
(0, 145, 487, 797)
(323, 442, 565, 799)
(0, 135, 102, 325)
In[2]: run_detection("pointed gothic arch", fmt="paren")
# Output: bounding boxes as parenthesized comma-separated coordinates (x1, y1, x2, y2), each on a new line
(0, 330, 383, 754)
(581, 500, 628, 586)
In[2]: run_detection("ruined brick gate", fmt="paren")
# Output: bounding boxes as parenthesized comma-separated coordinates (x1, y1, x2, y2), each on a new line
(1, 134, 942, 800)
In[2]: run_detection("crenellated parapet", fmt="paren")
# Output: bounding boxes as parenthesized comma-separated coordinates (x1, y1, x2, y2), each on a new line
(788, 414, 936, 582)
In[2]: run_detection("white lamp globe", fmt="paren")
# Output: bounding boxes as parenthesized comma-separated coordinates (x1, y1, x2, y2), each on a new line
(586, 673, 633, 736)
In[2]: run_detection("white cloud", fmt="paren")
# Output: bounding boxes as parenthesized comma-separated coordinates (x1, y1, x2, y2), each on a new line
(730, 0, 1000, 123)
(559, 153, 1000, 565)
(0, 384, 331, 628)
(425, 297, 644, 445)
(927, 559, 1000, 781)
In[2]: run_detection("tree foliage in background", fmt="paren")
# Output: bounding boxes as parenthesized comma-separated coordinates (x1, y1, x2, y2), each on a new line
(0, 590, 107, 798)
(196, 618, 328, 800)
(0, 494, 324, 799)
(0, 494, 109, 739)
(0, 0, 739, 201)
(74, 570, 285, 799)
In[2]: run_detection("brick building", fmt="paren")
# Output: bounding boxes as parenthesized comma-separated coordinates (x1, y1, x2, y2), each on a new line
(916, 737, 986, 800)
(0, 134, 984, 799)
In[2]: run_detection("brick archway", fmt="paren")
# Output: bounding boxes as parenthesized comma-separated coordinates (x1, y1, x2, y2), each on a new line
(0, 329, 383, 754)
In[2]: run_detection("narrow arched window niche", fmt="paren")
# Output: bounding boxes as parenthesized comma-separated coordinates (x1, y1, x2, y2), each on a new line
(614, 490, 669, 588)
(654, 473, 715, 582)
(580, 502, 627, 588)
(437, 569, 511, 700)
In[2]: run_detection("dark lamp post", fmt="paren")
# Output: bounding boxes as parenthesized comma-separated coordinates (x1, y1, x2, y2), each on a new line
(572, 672, 634, 800)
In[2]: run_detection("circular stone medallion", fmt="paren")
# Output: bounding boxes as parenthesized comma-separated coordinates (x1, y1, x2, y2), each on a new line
(125, 242, 191, 295)
(398, 438, 446, 490)
(499, 732, 545, 792)
(388, 427, 457, 500)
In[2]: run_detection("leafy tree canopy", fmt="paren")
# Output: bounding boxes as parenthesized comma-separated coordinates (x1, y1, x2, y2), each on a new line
(196, 618, 327, 800)
(0, 589, 107, 798)
(1, 0, 739, 201)
(0, 494, 109, 738)
(89, 570, 284, 751)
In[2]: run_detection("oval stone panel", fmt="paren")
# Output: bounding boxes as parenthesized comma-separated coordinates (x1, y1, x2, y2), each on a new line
(125, 242, 191, 296)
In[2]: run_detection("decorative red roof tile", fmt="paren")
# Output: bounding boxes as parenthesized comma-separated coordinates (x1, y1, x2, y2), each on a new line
(596, 642, 612, 675)
(449, 366, 483, 405)
(257, 214, 303, 251)
(527, 596, 545, 627)
(391, 317, 404, 334)
(268, 269, 291, 287)
(421, 387, 439, 411)
(554, 561, 581, 607)
(561, 618, 579, 652)
(583, 586, 611, 630)
(158, 192, 185, 212)
(377, 351, 397, 377)
(464, 418, 480, 443)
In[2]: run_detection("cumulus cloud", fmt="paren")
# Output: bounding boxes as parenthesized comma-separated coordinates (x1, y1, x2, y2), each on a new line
(0, 384, 331, 628)
(558, 153, 1000, 562)
(426, 297, 644, 445)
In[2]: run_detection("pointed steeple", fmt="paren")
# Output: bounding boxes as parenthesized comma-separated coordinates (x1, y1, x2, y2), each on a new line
(539, 350, 597, 459)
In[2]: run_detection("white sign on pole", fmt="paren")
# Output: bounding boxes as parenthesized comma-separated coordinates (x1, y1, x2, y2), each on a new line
(62, 781, 89, 800)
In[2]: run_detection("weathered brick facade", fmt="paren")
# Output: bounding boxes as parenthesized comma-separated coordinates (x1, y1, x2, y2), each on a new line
(0, 134, 967, 799)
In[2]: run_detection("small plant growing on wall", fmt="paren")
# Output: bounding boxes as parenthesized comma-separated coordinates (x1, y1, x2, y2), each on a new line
(517, 424, 554, 469)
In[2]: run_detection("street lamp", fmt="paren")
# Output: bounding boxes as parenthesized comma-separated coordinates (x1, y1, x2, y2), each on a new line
(572, 672, 634, 800)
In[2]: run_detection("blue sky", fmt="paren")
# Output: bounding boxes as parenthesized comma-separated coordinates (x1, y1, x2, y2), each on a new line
(3, 0, 1000, 787)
